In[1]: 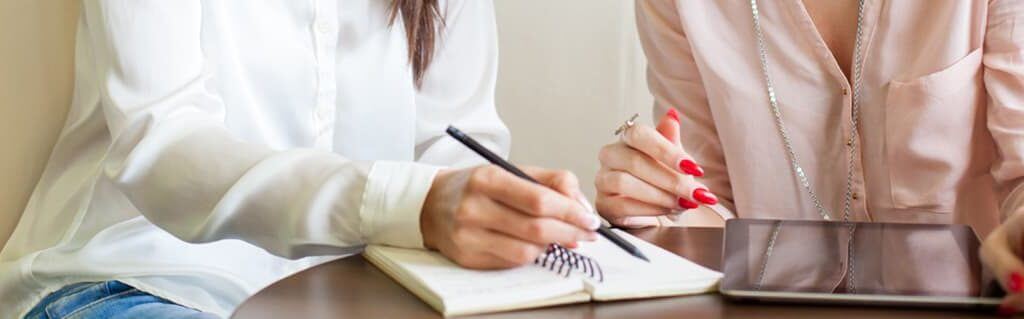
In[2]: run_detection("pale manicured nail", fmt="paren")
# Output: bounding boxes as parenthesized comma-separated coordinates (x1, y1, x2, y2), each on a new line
(573, 190, 589, 202)
(579, 231, 598, 241)
(580, 212, 602, 231)
(572, 194, 602, 230)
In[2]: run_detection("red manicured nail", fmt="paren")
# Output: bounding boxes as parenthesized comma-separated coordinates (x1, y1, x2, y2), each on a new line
(666, 108, 680, 123)
(1010, 272, 1024, 293)
(678, 197, 700, 209)
(693, 188, 718, 205)
(999, 305, 1016, 316)
(678, 159, 705, 177)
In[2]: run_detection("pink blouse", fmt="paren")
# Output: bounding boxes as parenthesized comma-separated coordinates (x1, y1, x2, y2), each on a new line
(637, 0, 1024, 237)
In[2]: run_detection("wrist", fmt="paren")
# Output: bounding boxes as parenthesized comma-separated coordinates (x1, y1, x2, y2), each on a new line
(421, 168, 456, 250)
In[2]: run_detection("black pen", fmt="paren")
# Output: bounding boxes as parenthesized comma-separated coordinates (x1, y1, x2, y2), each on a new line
(446, 126, 650, 262)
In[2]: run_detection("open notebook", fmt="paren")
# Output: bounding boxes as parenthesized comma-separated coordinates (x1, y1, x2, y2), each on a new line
(364, 229, 722, 316)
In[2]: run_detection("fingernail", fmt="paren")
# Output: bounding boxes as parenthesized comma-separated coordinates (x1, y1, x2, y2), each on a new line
(580, 212, 602, 231)
(999, 305, 1016, 316)
(572, 195, 602, 231)
(572, 190, 589, 203)
(565, 241, 579, 249)
(1010, 272, 1024, 293)
(693, 188, 718, 205)
(678, 197, 700, 209)
(665, 108, 680, 123)
(678, 159, 705, 177)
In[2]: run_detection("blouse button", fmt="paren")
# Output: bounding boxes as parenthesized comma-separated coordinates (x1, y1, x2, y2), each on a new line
(852, 192, 860, 200)
(842, 87, 849, 96)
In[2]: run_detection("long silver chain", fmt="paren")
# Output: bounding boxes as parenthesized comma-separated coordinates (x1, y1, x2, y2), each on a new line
(750, 0, 865, 293)
(750, 0, 866, 221)
(755, 221, 858, 293)
(753, 220, 783, 291)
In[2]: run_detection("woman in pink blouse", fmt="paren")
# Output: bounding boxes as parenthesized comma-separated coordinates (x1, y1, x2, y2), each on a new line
(596, 0, 1024, 312)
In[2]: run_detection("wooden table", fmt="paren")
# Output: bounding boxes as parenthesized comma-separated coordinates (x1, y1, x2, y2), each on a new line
(233, 227, 1002, 318)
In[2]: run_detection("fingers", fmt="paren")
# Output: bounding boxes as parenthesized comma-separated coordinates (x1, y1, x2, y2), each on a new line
(656, 110, 707, 195)
(981, 212, 1024, 315)
(614, 216, 661, 229)
(595, 168, 678, 209)
(656, 108, 682, 147)
(596, 193, 673, 219)
(447, 228, 546, 269)
(522, 166, 601, 219)
(982, 229, 1023, 293)
(477, 230, 545, 266)
(999, 293, 1024, 315)
(460, 196, 597, 246)
(983, 215, 1024, 297)
(472, 166, 601, 230)
(621, 122, 704, 177)
(523, 166, 581, 198)
(594, 109, 716, 223)
(598, 143, 716, 206)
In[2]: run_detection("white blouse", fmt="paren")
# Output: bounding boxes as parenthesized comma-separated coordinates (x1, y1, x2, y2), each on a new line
(0, 0, 509, 317)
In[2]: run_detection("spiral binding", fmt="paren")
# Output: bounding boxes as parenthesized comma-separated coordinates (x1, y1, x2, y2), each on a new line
(535, 244, 604, 282)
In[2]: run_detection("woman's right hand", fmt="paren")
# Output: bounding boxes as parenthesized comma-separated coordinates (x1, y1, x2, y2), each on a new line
(420, 165, 601, 269)
(595, 109, 719, 227)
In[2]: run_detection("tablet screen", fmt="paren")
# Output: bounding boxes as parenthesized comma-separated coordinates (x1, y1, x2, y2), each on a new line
(721, 219, 1004, 299)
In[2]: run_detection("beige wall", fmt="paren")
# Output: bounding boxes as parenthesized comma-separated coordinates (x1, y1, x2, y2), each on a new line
(0, 1, 80, 244)
(494, 0, 654, 199)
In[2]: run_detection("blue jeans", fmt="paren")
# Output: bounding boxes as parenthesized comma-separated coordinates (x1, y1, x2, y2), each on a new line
(24, 281, 220, 319)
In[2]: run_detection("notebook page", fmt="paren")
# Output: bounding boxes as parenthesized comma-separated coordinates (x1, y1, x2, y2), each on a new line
(573, 230, 722, 300)
(364, 246, 585, 314)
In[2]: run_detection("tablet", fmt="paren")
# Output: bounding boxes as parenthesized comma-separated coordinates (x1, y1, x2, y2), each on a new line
(720, 219, 1004, 308)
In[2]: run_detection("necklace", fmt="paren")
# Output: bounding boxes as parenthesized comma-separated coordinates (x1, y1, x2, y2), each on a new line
(749, 0, 865, 293)
(750, 0, 866, 221)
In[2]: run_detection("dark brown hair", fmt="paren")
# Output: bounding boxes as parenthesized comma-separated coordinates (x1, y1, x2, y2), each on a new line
(389, 0, 444, 88)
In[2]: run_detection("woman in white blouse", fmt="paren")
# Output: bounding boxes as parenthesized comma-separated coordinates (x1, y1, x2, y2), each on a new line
(1, 1, 600, 318)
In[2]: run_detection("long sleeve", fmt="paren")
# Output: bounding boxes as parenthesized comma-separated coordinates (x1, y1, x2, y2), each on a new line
(635, 0, 735, 218)
(984, 0, 1024, 220)
(414, 0, 510, 167)
(362, 0, 509, 252)
(85, 0, 436, 259)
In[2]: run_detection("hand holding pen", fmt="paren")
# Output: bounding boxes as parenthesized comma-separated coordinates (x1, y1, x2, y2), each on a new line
(445, 126, 649, 262)
(419, 140, 602, 269)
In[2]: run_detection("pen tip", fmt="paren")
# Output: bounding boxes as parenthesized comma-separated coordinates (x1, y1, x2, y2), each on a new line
(637, 253, 650, 262)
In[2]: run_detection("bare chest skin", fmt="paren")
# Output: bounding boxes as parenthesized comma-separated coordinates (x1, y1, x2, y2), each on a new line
(801, 0, 860, 82)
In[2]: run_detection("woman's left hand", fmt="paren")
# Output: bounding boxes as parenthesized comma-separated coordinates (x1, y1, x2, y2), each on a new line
(981, 209, 1024, 315)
